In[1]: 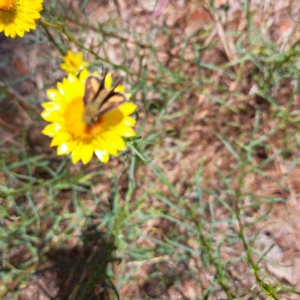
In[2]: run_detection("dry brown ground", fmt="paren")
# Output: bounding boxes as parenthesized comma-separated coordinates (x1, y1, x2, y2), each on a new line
(2, 0, 300, 299)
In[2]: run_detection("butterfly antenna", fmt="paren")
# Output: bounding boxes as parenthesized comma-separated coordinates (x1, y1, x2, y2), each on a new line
(102, 68, 109, 77)
(103, 77, 123, 102)
(113, 77, 122, 90)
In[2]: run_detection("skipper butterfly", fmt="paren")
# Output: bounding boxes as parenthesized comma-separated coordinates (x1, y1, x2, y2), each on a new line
(83, 70, 126, 125)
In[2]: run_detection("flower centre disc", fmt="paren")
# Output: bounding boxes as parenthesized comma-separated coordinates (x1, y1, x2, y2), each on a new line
(64, 97, 104, 139)
(0, 0, 16, 12)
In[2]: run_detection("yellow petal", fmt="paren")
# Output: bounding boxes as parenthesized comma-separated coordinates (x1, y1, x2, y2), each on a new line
(93, 137, 118, 156)
(57, 82, 66, 96)
(115, 85, 125, 93)
(60, 63, 68, 72)
(41, 102, 61, 111)
(113, 127, 136, 137)
(50, 132, 71, 147)
(104, 144, 118, 156)
(68, 73, 77, 83)
(42, 123, 62, 136)
(105, 73, 112, 89)
(65, 140, 77, 154)
(57, 142, 70, 155)
(92, 137, 103, 149)
(121, 116, 136, 127)
(119, 103, 137, 115)
(112, 136, 126, 150)
(71, 142, 83, 164)
(47, 89, 63, 103)
(79, 69, 90, 82)
(82, 61, 89, 68)
(66, 50, 73, 58)
(95, 149, 109, 163)
(41, 110, 65, 123)
(77, 52, 83, 60)
(102, 133, 126, 151)
(81, 143, 94, 164)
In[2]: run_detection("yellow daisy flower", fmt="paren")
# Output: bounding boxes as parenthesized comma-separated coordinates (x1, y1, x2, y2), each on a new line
(0, 0, 43, 38)
(60, 50, 89, 75)
(41, 69, 137, 165)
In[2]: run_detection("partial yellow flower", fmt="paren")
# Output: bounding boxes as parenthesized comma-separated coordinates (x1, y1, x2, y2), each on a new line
(0, 0, 43, 38)
(60, 50, 89, 75)
(41, 69, 137, 164)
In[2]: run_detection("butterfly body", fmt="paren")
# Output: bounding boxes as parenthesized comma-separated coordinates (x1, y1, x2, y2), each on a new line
(83, 71, 126, 125)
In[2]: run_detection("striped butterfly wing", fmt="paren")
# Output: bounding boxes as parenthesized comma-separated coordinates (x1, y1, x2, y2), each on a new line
(83, 75, 105, 106)
(98, 92, 126, 115)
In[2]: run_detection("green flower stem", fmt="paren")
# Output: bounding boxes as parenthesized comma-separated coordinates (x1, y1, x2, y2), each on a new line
(40, 19, 127, 72)
(40, 20, 65, 55)
(235, 162, 280, 300)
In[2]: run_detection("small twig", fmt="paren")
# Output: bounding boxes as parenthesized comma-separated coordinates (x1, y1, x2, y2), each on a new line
(0, 131, 23, 148)
(209, 10, 239, 74)
(0, 81, 35, 120)
(0, 118, 18, 133)
(150, 0, 169, 19)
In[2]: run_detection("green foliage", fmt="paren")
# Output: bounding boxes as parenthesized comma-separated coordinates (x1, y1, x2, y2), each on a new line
(1, 1, 300, 299)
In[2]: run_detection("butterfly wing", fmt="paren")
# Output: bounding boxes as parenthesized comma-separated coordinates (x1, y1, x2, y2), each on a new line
(98, 92, 126, 115)
(83, 75, 104, 106)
